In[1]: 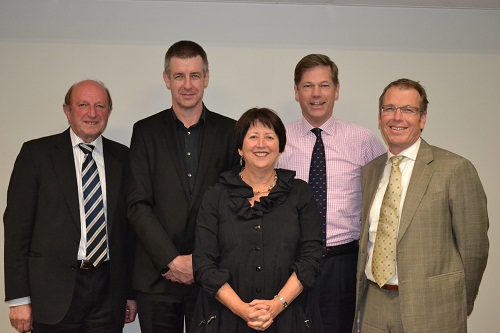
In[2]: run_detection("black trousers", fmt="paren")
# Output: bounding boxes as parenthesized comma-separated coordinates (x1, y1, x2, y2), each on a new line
(315, 247, 358, 333)
(33, 263, 121, 333)
(136, 284, 199, 333)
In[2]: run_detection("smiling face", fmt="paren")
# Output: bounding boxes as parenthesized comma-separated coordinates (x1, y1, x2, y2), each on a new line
(379, 86, 426, 155)
(238, 121, 280, 173)
(163, 55, 209, 114)
(294, 65, 339, 127)
(63, 80, 112, 143)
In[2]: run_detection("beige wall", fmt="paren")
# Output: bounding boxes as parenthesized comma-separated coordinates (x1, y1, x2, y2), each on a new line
(1, 1, 499, 332)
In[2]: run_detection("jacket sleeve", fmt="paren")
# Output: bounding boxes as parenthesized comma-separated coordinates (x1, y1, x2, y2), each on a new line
(127, 123, 180, 272)
(192, 185, 231, 298)
(290, 181, 323, 290)
(449, 158, 489, 315)
(4, 143, 38, 301)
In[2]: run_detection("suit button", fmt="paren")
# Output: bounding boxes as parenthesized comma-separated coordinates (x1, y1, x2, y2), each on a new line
(254, 225, 261, 230)
(256, 266, 261, 271)
(255, 246, 260, 251)
(256, 288, 262, 293)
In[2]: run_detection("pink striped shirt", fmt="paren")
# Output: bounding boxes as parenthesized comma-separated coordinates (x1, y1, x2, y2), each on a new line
(279, 116, 385, 246)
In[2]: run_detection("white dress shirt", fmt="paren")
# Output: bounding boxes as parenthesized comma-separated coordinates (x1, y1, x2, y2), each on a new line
(365, 138, 421, 285)
(70, 130, 109, 262)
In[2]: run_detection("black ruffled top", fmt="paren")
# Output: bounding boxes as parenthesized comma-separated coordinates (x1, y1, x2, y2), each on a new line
(191, 168, 323, 333)
(222, 168, 293, 220)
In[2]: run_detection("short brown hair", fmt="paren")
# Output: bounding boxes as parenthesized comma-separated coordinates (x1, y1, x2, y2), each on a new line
(379, 78, 429, 114)
(294, 54, 339, 86)
(164, 40, 208, 76)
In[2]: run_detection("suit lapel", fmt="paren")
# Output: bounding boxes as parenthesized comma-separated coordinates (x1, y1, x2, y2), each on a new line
(363, 154, 387, 224)
(162, 109, 191, 199)
(192, 110, 219, 204)
(102, 138, 122, 234)
(51, 129, 80, 229)
(398, 139, 435, 242)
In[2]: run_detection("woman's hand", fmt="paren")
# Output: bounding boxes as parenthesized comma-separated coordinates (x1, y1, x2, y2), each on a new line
(245, 298, 284, 331)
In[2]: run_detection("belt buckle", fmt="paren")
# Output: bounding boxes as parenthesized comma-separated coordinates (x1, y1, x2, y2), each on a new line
(79, 260, 93, 269)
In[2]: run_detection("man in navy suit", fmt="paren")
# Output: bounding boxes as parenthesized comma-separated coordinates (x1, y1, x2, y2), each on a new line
(127, 40, 239, 333)
(4, 80, 137, 333)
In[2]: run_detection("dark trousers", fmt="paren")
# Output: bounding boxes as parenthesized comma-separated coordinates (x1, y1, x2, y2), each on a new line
(33, 263, 121, 333)
(315, 248, 358, 333)
(136, 284, 199, 333)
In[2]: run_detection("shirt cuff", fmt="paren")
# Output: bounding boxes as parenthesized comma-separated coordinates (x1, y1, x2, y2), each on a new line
(6, 296, 31, 307)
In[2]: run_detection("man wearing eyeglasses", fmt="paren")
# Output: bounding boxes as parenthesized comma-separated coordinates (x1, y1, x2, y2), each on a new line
(353, 78, 489, 332)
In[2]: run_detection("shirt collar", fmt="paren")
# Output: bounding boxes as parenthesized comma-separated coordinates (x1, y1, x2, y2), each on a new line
(69, 129, 104, 155)
(172, 106, 206, 129)
(299, 116, 336, 137)
(387, 137, 421, 163)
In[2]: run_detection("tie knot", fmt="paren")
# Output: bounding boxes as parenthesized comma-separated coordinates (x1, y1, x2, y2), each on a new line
(79, 143, 95, 155)
(311, 128, 322, 138)
(390, 155, 404, 167)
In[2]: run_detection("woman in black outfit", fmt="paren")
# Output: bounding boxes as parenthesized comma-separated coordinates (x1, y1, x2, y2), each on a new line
(191, 108, 323, 333)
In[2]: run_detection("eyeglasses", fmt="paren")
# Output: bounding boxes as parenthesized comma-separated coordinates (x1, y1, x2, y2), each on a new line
(380, 105, 421, 116)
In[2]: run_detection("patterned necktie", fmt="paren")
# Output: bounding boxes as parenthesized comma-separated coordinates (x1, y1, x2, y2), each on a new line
(372, 155, 404, 287)
(309, 128, 327, 248)
(79, 143, 107, 267)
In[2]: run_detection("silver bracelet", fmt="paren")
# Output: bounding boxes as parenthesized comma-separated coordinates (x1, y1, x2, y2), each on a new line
(274, 294, 288, 309)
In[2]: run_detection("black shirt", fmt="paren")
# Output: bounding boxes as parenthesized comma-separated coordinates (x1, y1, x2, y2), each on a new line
(173, 109, 206, 194)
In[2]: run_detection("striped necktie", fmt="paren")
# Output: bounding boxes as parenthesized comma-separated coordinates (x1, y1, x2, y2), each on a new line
(79, 143, 107, 267)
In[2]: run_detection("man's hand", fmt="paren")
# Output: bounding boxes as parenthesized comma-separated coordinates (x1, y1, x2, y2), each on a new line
(124, 300, 138, 323)
(162, 254, 194, 285)
(9, 304, 33, 333)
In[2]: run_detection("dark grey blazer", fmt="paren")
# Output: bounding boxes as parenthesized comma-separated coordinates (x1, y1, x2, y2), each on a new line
(127, 106, 239, 294)
(3, 129, 132, 325)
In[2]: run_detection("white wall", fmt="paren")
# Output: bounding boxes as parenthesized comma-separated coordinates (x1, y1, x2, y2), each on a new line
(1, 1, 499, 332)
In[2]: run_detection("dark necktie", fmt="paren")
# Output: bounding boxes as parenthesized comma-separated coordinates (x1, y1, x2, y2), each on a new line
(79, 143, 107, 267)
(309, 128, 327, 248)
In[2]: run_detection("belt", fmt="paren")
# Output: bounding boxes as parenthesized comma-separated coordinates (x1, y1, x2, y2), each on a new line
(370, 280, 399, 291)
(76, 260, 109, 270)
(323, 240, 359, 258)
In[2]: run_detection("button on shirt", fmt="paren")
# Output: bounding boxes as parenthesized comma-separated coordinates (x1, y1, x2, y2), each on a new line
(365, 138, 421, 286)
(279, 117, 385, 247)
(174, 109, 205, 194)
(70, 130, 109, 262)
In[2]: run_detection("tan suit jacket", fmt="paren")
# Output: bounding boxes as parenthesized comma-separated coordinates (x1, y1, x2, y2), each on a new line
(353, 139, 489, 333)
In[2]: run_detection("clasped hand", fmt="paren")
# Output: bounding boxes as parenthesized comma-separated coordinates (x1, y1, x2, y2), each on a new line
(162, 254, 195, 285)
(242, 298, 284, 331)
